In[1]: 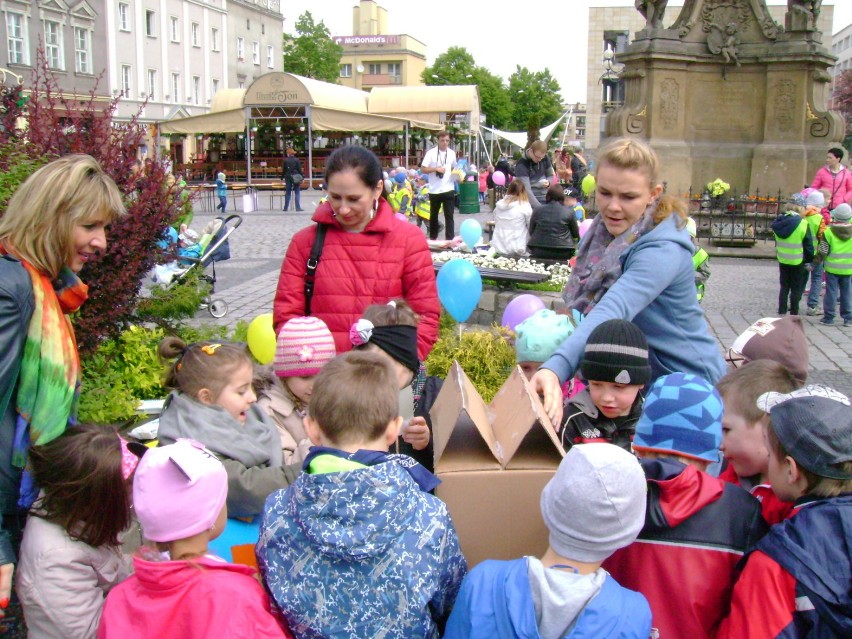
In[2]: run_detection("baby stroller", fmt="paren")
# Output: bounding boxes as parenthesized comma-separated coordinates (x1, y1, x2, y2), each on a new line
(154, 214, 242, 318)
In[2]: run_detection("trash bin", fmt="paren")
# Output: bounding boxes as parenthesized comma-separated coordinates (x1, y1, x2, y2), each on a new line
(459, 181, 480, 214)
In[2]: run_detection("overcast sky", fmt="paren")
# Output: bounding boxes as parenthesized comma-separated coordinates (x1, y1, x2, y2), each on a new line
(283, 1, 852, 103)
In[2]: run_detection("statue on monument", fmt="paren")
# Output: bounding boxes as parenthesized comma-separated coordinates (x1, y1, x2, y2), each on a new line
(708, 21, 742, 66)
(635, 0, 669, 29)
(787, 0, 822, 25)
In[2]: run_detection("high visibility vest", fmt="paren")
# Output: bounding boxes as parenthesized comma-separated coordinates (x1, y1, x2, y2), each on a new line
(693, 247, 709, 301)
(774, 217, 808, 265)
(805, 212, 823, 241)
(414, 186, 430, 220)
(388, 185, 412, 214)
(824, 227, 852, 275)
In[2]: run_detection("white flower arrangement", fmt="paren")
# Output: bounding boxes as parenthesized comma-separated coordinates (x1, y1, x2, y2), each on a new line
(432, 252, 571, 288)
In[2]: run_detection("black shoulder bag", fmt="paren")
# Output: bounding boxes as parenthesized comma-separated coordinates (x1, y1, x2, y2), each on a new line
(304, 224, 327, 315)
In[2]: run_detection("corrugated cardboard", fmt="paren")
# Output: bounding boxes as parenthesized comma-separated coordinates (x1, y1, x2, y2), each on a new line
(430, 362, 566, 567)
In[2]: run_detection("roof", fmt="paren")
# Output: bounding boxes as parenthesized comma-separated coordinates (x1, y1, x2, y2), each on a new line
(369, 85, 481, 131)
(210, 89, 246, 113)
(244, 72, 369, 112)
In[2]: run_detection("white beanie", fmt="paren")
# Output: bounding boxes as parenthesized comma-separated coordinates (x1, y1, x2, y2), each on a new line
(806, 191, 825, 208)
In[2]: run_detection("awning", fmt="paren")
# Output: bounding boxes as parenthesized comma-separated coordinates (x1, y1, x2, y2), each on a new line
(158, 108, 245, 134)
(311, 106, 441, 132)
(369, 85, 481, 133)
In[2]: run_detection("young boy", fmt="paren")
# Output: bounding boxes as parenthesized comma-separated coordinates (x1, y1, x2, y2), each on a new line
(817, 202, 852, 326)
(257, 351, 466, 639)
(771, 196, 815, 315)
(560, 319, 650, 452)
(716, 360, 802, 525)
(717, 385, 852, 638)
(564, 186, 585, 221)
(686, 216, 711, 302)
(443, 443, 651, 639)
(605, 373, 768, 639)
(725, 315, 809, 385)
(514, 309, 574, 382)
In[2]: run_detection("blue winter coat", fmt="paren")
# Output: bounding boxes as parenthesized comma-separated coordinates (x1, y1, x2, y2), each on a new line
(444, 558, 652, 639)
(257, 459, 467, 639)
(544, 213, 726, 384)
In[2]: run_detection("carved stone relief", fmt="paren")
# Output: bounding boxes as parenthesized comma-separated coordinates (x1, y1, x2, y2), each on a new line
(660, 79, 679, 129)
(773, 79, 796, 132)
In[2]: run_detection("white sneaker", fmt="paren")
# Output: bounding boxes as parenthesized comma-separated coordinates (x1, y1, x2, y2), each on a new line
(806, 307, 823, 316)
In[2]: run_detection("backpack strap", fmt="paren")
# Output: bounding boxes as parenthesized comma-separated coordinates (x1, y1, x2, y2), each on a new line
(304, 224, 327, 315)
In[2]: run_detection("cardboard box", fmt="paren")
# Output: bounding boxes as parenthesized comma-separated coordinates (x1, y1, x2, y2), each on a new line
(429, 362, 566, 567)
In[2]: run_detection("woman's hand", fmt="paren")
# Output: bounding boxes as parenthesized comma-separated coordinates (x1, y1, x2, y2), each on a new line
(402, 417, 431, 451)
(0, 562, 14, 615)
(531, 369, 563, 430)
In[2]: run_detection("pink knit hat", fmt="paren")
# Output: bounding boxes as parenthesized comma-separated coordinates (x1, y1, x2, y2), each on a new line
(274, 316, 336, 378)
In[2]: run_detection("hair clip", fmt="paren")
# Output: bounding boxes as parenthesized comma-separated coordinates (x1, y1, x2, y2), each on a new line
(201, 343, 222, 355)
(118, 435, 140, 480)
(349, 318, 374, 347)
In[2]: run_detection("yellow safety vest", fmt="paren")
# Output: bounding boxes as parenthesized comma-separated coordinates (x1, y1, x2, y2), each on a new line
(388, 185, 412, 213)
(693, 248, 709, 301)
(774, 217, 808, 265)
(824, 227, 852, 275)
(805, 212, 823, 241)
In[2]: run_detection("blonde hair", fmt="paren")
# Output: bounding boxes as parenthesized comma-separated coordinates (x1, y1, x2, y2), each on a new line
(595, 137, 687, 225)
(0, 154, 125, 278)
(529, 140, 547, 154)
(504, 179, 529, 205)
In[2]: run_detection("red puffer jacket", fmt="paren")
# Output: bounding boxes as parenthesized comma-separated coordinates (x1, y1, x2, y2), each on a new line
(274, 198, 439, 360)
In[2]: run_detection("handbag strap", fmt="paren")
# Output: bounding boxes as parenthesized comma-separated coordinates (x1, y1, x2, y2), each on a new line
(304, 224, 327, 315)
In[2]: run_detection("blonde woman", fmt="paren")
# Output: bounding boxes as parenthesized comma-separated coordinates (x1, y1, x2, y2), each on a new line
(0, 154, 125, 610)
(491, 180, 533, 257)
(532, 137, 725, 426)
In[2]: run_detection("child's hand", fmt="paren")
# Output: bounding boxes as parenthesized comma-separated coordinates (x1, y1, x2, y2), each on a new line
(0, 562, 14, 616)
(402, 417, 431, 451)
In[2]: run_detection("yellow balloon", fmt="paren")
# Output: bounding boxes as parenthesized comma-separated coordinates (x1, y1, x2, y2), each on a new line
(246, 313, 276, 364)
(581, 174, 596, 197)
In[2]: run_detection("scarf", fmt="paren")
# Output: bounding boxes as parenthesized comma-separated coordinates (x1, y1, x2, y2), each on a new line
(562, 206, 656, 316)
(302, 446, 440, 492)
(11, 258, 87, 468)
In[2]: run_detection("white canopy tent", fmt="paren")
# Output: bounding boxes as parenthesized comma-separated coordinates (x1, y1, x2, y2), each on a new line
(480, 111, 571, 165)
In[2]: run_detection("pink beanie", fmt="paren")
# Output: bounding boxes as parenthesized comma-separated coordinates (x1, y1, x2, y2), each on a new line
(274, 316, 336, 378)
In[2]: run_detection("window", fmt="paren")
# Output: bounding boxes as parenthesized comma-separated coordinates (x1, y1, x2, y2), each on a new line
(387, 62, 400, 78)
(368, 63, 381, 75)
(6, 13, 25, 64)
(169, 16, 178, 42)
(236, 37, 244, 60)
(74, 27, 91, 74)
(147, 68, 156, 100)
(211, 27, 219, 51)
(145, 10, 155, 37)
(44, 21, 63, 70)
(339, 63, 352, 78)
(211, 78, 219, 97)
(266, 44, 273, 68)
(118, 3, 130, 31)
(252, 41, 259, 65)
(191, 22, 199, 47)
(192, 76, 200, 105)
(171, 72, 179, 103)
(121, 65, 131, 97)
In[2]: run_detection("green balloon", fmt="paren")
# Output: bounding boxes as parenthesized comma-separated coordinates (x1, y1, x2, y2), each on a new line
(581, 174, 596, 197)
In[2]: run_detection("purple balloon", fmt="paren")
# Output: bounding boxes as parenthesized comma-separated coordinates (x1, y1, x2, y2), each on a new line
(394, 212, 407, 221)
(502, 294, 547, 331)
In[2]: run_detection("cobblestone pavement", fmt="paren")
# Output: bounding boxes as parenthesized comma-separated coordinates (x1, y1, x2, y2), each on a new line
(188, 197, 852, 395)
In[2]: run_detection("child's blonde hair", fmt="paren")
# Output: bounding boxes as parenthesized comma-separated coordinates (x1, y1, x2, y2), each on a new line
(716, 360, 799, 424)
(160, 337, 253, 400)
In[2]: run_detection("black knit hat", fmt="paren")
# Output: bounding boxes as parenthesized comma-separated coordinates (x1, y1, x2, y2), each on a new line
(580, 320, 651, 385)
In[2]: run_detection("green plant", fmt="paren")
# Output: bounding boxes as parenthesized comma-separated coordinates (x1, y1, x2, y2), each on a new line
(706, 179, 730, 197)
(135, 270, 211, 322)
(426, 324, 516, 402)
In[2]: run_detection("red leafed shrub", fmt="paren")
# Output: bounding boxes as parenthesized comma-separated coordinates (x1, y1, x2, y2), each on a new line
(0, 49, 184, 353)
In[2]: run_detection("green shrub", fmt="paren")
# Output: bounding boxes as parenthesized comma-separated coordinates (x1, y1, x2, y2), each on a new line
(426, 323, 516, 402)
(135, 270, 211, 322)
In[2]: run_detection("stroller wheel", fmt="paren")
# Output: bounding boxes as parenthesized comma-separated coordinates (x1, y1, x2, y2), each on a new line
(208, 299, 228, 318)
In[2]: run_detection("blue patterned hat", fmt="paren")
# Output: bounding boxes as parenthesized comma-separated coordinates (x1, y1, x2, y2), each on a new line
(633, 373, 723, 463)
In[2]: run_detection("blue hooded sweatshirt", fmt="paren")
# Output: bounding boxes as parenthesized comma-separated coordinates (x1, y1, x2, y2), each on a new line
(443, 558, 651, 639)
(544, 212, 726, 384)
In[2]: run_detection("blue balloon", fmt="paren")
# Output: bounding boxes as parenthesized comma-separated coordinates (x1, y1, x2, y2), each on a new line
(437, 259, 482, 322)
(460, 219, 483, 249)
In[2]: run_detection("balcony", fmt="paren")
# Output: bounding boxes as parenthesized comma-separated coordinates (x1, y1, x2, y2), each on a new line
(361, 73, 402, 86)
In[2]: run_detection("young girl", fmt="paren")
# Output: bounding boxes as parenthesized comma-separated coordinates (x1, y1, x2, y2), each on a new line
(492, 179, 533, 257)
(16, 424, 136, 639)
(255, 317, 336, 465)
(155, 338, 299, 518)
(98, 440, 292, 639)
(350, 300, 436, 471)
(215, 171, 227, 212)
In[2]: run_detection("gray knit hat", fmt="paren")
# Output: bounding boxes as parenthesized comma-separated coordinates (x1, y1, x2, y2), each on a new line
(540, 443, 647, 563)
(579, 319, 651, 385)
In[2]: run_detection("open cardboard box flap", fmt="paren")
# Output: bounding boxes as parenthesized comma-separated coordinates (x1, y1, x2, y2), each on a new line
(430, 362, 565, 472)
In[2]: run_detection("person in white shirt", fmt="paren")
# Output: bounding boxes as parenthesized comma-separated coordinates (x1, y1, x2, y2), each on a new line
(421, 131, 457, 240)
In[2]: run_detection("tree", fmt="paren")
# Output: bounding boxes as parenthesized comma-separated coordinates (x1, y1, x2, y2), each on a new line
(282, 11, 343, 83)
(831, 70, 852, 148)
(507, 66, 563, 140)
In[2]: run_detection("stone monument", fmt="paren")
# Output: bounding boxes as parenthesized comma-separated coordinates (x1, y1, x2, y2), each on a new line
(606, 0, 845, 195)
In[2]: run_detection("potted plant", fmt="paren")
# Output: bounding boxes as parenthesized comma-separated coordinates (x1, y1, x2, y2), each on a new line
(705, 178, 730, 210)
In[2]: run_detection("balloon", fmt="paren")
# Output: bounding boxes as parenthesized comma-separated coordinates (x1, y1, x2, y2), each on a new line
(394, 212, 407, 221)
(246, 313, 276, 365)
(492, 171, 506, 186)
(437, 259, 482, 322)
(581, 174, 596, 197)
(460, 219, 483, 249)
(501, 294, 546, 331)
(578, 218, 594, 239)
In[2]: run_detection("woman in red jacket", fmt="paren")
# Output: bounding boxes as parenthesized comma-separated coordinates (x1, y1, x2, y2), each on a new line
(273, 145, 439, 360)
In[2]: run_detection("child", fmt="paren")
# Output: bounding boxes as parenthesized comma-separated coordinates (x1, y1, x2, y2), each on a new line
(444, 443, 651, 639)
(565, 186, 585, 222)
(816, 202, 852, 326)
(388, 172, 413, 216)
(350, 300, 433, 470)
(478, 166, 488, 203)
(560, 319, 650, 453)
(771, 195, 815, 315)
(514, 309, 575, 382)
(215, 171, 227, 213)
(716, 359, 801, 525)
(156, 338, 299, 518)
(803, 190, 828, 315)
(99, 440, 292, 639)
(725, 315, 809, 385)
(605, 373, 768, 639)
(16, 425, 136, 639)
(176, 226, 201, 265)
(686, 216, 711, 302)
(492, 179, 532, 258)
(257, 351, 467, 639)
(256, 317, 336, 465)
(717, 385, 852, 638)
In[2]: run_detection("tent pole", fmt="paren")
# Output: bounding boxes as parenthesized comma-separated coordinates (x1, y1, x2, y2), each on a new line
(306, 107, 313, 187)
(404, 123, 409, 168)
(245, 107, 252, 186)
